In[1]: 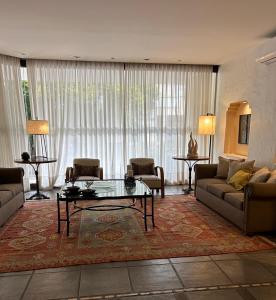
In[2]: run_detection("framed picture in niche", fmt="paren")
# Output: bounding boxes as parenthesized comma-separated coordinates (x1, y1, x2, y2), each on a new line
(238, 114, 251, 144)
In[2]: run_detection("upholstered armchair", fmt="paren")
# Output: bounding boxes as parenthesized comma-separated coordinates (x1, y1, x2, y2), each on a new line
(127, 158, 165, 198)
(65, 158, 103, 182)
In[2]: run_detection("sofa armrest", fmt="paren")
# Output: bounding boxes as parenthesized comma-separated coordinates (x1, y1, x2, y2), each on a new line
(154, 166, 164, 184)
(245, 182, 276, 200)
(194, 164, 218, 181)
(98, 167, 103, 180)
(0, 167, 24, 184)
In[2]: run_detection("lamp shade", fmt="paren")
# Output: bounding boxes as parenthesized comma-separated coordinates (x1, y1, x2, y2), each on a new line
(198, 115, 216, 135)
(26, 120, 49, 135)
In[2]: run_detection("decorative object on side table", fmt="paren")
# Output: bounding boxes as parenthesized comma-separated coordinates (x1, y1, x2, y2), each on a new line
(21, 152, 30, 162)
(124, 170, 136, 188)
(187, 132, 198, 158)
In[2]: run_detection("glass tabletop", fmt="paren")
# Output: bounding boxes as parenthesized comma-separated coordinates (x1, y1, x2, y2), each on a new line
(58, 179, 152, 200)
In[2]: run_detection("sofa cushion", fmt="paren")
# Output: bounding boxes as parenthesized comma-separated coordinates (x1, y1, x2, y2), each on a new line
(207, 183, 239, 198)
(224, 192, 244, 210)
(267, 170, 276, 184)
(228, 169, 252, 191)
(249, 167, 271, 183)
(215, 156, 231, 179)
(0, 191, 13, 207)
(0, 183, 23, 196)
(197, 178, 226, 190)
(227, 160, 255, 181)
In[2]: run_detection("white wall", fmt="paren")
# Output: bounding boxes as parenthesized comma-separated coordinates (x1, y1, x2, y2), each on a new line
(215, 37, 276, 167)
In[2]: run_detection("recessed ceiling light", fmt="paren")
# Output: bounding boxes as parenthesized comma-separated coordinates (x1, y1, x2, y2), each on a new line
(144, 58, 150, 61)
(73, 56, 80, 59)
(242, 101, 247, 104)
(110, 57, 115, 60)
(178, 59, 182, 62)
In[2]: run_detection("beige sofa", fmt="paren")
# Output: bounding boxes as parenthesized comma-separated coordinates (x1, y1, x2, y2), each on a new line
(195, 164, 276, 235)
(0, 168, 25, 227)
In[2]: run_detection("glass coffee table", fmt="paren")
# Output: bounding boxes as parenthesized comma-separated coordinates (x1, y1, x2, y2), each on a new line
(57, 179, 154, 236)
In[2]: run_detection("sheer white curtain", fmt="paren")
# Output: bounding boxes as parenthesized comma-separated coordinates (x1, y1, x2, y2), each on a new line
(27, 60, 214, 187)
(124, 64, 214, 184)
(0, 55, 29, 187)
(27, 60, 124, 187)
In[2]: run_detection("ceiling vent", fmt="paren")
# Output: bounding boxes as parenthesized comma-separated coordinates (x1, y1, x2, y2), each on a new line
(256, 51, 276, 65)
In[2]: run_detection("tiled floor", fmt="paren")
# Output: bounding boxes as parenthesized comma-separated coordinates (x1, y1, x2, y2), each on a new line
(1, 251, 276, 300)
(1, 186, 275, 299)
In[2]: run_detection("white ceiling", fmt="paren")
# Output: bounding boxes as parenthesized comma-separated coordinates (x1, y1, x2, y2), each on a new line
(0, 0, 276, 65)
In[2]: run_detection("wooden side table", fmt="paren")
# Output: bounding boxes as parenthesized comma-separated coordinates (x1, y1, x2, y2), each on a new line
(15, 157, 57, 199)
(173, 156, 209, 194)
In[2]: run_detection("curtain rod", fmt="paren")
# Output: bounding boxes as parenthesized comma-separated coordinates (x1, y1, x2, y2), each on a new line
(20, 59, 219, 73)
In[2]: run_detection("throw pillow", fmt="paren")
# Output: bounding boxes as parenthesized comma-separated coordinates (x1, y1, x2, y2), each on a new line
(228, 169, 252, 191)
(267, 170, 276, 184)
(73, 164, 98, 177)
(227, 160, 255, 182)
(215, 156, 231, 178)
(132, 162, 155, 176)
(249, 167, 271, 183)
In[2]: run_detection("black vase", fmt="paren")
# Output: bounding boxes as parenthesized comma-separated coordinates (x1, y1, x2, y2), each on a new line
(21, 152, 30, 161)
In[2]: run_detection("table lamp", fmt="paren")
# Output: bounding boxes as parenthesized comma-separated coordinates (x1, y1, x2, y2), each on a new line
(26, 120, 49, 159)
(198, 114, 216, 161)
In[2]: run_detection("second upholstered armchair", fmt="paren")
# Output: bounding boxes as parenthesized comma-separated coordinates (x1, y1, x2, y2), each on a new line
(65, 158, 103, 182)
(127, 158, 165, 198)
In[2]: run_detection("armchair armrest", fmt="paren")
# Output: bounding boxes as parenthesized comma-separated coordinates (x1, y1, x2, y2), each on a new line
(65, 167, 73, 183)
(245, 182, 276, 200)
(97, 167, 103, 180)
(0, 167, 24, 184)
(154, 166, 164, 184)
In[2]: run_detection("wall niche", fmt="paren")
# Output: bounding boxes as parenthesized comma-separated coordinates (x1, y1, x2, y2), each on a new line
(224, 101, 252, 158)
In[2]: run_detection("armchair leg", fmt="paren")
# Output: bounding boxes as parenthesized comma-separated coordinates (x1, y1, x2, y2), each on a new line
(161, 186, 165, 198)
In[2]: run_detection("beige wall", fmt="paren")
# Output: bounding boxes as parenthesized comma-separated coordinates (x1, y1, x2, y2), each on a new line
(215, 37, 276, 167)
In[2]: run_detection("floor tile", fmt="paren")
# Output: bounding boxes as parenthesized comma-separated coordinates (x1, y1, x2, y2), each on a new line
(170, 256, 211, 264)
(173, 261, 231, 287)
(0, 274, 30, 300)
(34, 265, 81, 273)
(118, 294, 177, 300)
(22, 270, 79, 300)
(0, 270, 33, 276)
(81, 261, 127, 270)
(79, 267, 131, 296)
(129, 264, 182, 292)
(247, 286, 276, 300)
(127, 259, 170, 266)
(216, 260, 276, 284)
(210, 253, 240, 261)
(177, 289, 244, 300)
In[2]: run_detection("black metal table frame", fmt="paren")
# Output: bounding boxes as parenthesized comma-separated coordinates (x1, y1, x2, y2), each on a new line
(182, 160, 200, 194)
(57, 190, 154, 236)
(15, 158, 57, 200)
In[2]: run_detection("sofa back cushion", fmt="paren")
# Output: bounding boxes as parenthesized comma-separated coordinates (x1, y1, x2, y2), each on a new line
(227, 160, 255, 181)
(215, 156, 245, 179)
(249, 167, 271, 183)
(73, 164, 98, 177)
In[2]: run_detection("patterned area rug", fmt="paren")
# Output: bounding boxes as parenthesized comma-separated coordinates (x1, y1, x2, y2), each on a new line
(0, 195, 273, 272)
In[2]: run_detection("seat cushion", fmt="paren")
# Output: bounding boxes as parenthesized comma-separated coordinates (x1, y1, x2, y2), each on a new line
(196, 178, 226, 190)
(224, 192, 244, 210)
(135, 175, 161, 189)
(75, 176, 100, 181)
(207, 184, 239, 198)
(0, 191, 13, 207)
(0, 183, 23, 196)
